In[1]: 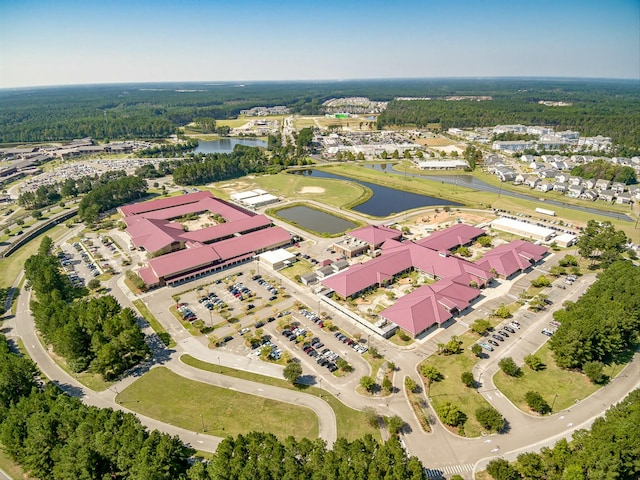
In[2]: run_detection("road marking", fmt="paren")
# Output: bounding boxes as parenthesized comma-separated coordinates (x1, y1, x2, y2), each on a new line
(257, 388, 264, 392)
(487, 394, 492, 400)
(484, 439, 492, 443)
(567, 422, 573, 427)
(490, 447, 500, 452)
(559, 415, 565, 420)
(197, 440, 204, 444)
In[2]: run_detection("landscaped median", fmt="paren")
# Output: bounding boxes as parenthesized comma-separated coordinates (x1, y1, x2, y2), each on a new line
(492, 343, 619, 414)
(418, 334, 500, 437)
(132, 299, 176, 348)
(115, 367, 319, 440)
(180, 354, 381, 441)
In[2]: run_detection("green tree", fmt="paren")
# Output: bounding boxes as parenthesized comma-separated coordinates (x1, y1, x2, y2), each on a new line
(421, 365, 443, 393)
(524, 391, 550, 414)
(494, 303, 512, 319)
(531, 275, 551, 288)
(486, 458, 522, 480)
(404, 377, 418, 393)
(499, 357, 520, 377)
(360, 376, 376, 393)
(471, 318, 492, 335)
(435, 402, 467, 427)
(471, 343, 483, 357)
(475, 406, 505, 432)
(386, 415, 405, 435)
(32, 209, 43, 220)
(283, 361, 303, 384)
(477, 235, 492, 247)
(87, 278, 101, 290)
(524, 354, 545, 371)
(583, 361, 605, 384)
(461, 371, 475, 388)
(382, 377, 393, 394)
(362, 406, 379, 427)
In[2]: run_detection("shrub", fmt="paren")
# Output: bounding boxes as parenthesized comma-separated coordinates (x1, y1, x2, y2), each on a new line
(471, 318, 492, 335)
(475, 406, 505, 432)
(461, 371, 475, 388)
(583, 361, 606, 384)
(471, 344, 483, 357)
(404, 377, 418, 393)
(363, 407, 378, 427)
(435, 402, 467, 427)
(531, 275, 551, 288)
(386, 415, 405, 435)
(360, 376, 376, 393)
(524, 354, 545, 371)
(499, 357, 520, 377)
(494, 304, 512, 319)
(486, 458, 522, 480)
(524, 391, 550, 414)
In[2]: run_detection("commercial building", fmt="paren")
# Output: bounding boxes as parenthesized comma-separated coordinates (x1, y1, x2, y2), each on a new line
(121, 191, 291, 287)
(490, 217, 556, 242)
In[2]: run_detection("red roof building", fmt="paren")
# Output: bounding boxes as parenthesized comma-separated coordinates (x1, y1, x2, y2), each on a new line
(380, 279, 481, 336)
(416, 223, 485, 251)
(348, 225, 402, 248)
(475, 240, 547, 278)
(121, 191, 292, 287)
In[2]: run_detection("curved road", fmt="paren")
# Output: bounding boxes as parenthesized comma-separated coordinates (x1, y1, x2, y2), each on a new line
(5, 230, 640, 479)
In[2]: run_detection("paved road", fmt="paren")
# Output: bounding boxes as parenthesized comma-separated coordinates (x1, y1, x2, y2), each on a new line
(6, 229, 640, 479)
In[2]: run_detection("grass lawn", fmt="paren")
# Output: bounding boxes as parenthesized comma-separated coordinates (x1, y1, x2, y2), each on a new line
(132, 299, 176, 348)
(419, 334, 494, 437)
(0, 448, 34, 480)
(0, 223, 70, 289)
(180, 354, 380, 441)
(252, 172, 369, 209)
(492, 343, 617, 413)
(117, 366, 318, 440)
(279, 259, 313, 283)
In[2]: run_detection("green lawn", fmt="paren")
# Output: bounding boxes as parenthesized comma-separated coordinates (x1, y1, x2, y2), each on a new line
(419, 334, 495, 437)
(492, 343, 617, 413)
(132, 299, 176, 348)
(116, 367, 318, 440)
(180, 354, 381, 441)
(279, 259, 313, 283)
(252, 172, 369, 209)
(0, 223, 71, 289)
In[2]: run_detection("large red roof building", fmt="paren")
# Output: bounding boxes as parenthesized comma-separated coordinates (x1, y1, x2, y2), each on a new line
(122, 191, 291, 287)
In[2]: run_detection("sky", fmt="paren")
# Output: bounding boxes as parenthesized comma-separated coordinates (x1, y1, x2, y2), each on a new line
(1, 0, 639, 88)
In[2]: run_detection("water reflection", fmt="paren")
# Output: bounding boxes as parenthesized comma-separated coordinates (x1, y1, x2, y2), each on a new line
(277, 205, 357, 234)
(292, 169, 461, 217)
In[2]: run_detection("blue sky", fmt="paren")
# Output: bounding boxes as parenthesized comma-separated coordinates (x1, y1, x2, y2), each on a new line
(1, 0, 638, 88)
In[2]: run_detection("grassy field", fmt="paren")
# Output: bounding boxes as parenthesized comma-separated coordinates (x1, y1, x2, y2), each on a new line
(419, 334, 495, 437)
(0, 448, 34, 480)
(492, 343, 618, 413)
(116, 366, 318, 440)
(253, 172, 369, 209)
(180, 354, 381, 441)
(279, 259, 314, 283)
(0, 223, 71, 289)
(132, 299, 176, 348)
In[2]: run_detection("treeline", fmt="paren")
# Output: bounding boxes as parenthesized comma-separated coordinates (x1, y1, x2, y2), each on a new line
(549, 260, 640, 371)
(3, 79, 637, 144)
(78, 175, 147, 223)
(138, 138, 198, 157)
(486, 388, 640, 480)
(172, 145, 307, 185)
(199, 432, 425, 480)
(377, 95, 640, 155)
(18, 170, 131, 210)
(24, 237, 150, 378)
(570, 159, 636, 184)
(0, 334, 194, 479)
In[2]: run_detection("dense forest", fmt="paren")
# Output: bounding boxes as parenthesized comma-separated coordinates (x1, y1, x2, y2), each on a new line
(485, 388, 640, 480)
(78, 175, 148, 223)
(24, 237, 150, 378)
(171, 144, 307, 185)
(549, 260, 639, 372)
(377, 82, 640, 155)
(570, 159, 636, 184)
(0, 329, 427, 479)
(1, 79, 637, 153)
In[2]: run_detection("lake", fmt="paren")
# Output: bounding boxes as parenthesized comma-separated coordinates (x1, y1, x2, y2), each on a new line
(194, 137, 267, 154)
(276, 205, 357, 235)
(292, 169, 461, 217)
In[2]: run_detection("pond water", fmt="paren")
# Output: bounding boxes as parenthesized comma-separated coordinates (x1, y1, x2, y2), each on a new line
(292, 169, 461, 217)
(276, 205, 357, 235)
(194, 137, 267, 154)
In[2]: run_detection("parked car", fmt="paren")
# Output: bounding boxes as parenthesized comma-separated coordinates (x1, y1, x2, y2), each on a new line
(491, 334, 505, 342)
(503, 325, 515, 334)
(541, 329, 554, 337)
(488, 339, 499, 347)
(479, 342, 494, 352)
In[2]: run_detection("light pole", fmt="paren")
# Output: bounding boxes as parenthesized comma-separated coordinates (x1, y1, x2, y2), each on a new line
(200, 413, 206, 432)
(551, 393, 558, 412)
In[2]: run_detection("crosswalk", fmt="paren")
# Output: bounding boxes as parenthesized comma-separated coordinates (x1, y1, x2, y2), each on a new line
(424, 463, 474, 478)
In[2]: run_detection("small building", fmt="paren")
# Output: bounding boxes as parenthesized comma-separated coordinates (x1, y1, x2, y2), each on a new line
(616, 192, 633, 204)
(554, 233, 577, 248)
(242, 193, 280, 208)
(490, 217, 556, 242)
(554, 182, 568, 193)
(257, 249, 297, 270)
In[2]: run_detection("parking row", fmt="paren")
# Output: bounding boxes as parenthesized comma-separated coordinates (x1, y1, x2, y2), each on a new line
(477, 321, 521, 352)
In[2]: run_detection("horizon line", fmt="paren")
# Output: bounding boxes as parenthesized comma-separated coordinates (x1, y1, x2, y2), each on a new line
(2, 75, 639, 91)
